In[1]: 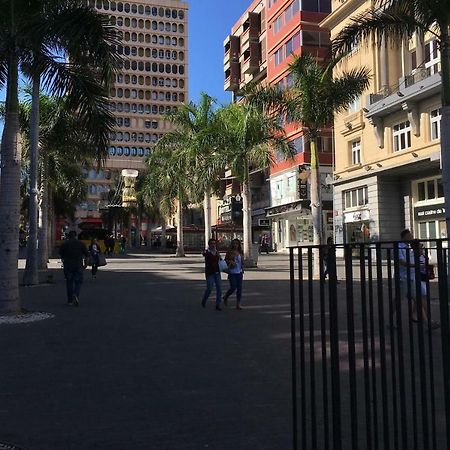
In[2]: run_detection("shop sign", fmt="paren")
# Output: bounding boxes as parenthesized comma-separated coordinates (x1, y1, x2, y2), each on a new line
(259, 219, 270, 226)
(414, 204, 446, 220)
(344, 209, 370, 223)
(266, 201, 303, 218)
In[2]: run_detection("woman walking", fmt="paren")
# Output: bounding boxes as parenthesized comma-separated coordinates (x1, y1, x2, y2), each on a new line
(89, 238, 101, 279)
(223, 239, 244, 310)
(201, 238, 223, 310)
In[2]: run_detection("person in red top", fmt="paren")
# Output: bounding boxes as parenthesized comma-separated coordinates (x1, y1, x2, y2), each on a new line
(201, 238, 223, 310)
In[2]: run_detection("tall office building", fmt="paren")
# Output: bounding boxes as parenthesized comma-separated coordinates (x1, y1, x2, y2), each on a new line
(76, 0, 188, 227)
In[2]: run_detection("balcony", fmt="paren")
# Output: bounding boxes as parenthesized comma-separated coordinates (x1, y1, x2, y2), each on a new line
(224, 61, 240, 91)
(240, 12, 261, 52)
(366, 68, 441, 118)
(365, 67, 441, 149)
(240, 42, 260, 75)
(223, 35, 240, 65)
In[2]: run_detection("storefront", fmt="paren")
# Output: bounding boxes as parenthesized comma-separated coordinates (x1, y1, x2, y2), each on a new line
(267, 201, 332, 251)
(343, 209, 372, 244)
(412, 176, 447, 240)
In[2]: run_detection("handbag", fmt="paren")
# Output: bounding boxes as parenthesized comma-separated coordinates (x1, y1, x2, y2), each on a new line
(98, 253, 107, 267)
(218, 258, 229, 273)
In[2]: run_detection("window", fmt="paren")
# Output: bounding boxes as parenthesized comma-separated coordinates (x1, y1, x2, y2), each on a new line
(344, 186, 368, 209)
(425, 39, 440, 75)
(287, 176, 296, 193)
(274, 47, 283, 66)
(416, 178, 444, 202)
(351, 140, 361, 165)
(430, 108, 441, 140)
(275, 180, 283, 199)
(393, 120, 411, 152)
(348, 97, 361, 114)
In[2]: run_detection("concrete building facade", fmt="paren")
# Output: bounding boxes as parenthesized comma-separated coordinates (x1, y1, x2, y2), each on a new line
(322, 0, 445, 247)
(224, 0, 333, 252)
(77, 0, 188, 228)
(265, 0, 332, 251)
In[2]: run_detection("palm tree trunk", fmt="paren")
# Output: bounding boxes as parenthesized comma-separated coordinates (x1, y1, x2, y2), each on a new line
(438, 28, 450, 284)
(242, 165, 256, 267)
(310, 137, 323, 279)
(176, 197, 185, 257)
(38, 158, 49, 270)
(203, 189, 212, 248)
(0, 38, 21, 314)
(23, 75, 40, 286)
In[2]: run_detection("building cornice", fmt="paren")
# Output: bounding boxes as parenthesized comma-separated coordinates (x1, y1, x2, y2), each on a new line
(320, 0, 368, 31)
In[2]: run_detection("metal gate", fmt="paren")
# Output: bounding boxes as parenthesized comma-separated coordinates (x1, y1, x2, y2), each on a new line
(289, 239, 450, 449)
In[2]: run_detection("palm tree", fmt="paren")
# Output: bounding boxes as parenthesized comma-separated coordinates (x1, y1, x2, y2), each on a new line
(332, 0, 450, 272)
(22, 0, 118, 280)
(287, 54, 370, 275)
(218, 103, 294, 266)
(0, 0, 117, 310)
(14, 93, 100, 272)
(164, 93, 224, 247)
(144, 137, 193, 257)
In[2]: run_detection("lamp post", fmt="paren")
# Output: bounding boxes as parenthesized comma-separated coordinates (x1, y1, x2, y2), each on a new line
(121, 169, 139, 249)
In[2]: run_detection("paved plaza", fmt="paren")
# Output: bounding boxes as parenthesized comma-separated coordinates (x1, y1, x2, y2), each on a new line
(1, 254, 295, 450)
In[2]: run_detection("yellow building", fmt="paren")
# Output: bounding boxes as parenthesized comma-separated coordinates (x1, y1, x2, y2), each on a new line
(322, 0, 445, 245)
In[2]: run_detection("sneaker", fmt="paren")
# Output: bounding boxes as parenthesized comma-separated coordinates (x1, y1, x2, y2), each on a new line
(201, 300, 206, 308)
(67, 301, 74, 306)
(215, 305, 222, 311)
(223, 296, 228, 307)
(236, 304, 244, 310)
(72, 295, 80, 307)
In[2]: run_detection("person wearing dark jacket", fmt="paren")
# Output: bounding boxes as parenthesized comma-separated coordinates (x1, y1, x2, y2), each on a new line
(201, 238, 223, 310)
(59, 231, 89, 306)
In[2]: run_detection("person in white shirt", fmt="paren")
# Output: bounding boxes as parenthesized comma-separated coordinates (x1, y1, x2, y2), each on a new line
(398, 229, 438, 328)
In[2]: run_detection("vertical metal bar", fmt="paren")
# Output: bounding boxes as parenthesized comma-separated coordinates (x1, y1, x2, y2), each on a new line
(424, 247, 437, 450)
(393, 243, 408, 449)
(405, 247, 418, 450)
(360, 244, 373, 450)
(290, 248, 298, 450)
(328, 242, 342, 450)
(319, 246, 330, 450)
(308, 247, 318, 449)
(413, 242, 430, 449)
(375, 244, 390, 449)
(436, 241, 450, 447)
(386, 248, 399, 450)
(344, 245, 358, 449)
(298, 251, 307, 450)
(367, 247, 379, 450)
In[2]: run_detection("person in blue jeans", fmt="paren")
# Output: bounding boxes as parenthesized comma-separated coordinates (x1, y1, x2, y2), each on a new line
(201, 239, 223, 311)
(59, 231, 89, 306)
(223, 239, 244, 310)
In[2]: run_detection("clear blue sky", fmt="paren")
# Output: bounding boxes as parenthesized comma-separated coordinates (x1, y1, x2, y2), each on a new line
(188, 0, 251, 105)
(0, 0, 250, 128)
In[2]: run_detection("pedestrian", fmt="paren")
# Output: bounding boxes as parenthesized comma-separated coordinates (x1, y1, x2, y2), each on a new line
(323, 236, 338, 283)
(109, 234, 116, 255)
(201, 238, 223, 311)
(223, 239, 244, 310)
(120, 235, 127, 254)
(398, 229, 438, 328)
(59, 230, 89, 306)
(259, 233, 270, 255)
(89, 238, 101, 279)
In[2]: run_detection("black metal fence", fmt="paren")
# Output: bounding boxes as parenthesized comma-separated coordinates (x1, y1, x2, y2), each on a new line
(289, 239, 450, 450)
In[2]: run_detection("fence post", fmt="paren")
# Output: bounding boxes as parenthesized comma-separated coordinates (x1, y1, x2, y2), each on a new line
(328, 244, 342, 449)
(290, 248, 298, 450)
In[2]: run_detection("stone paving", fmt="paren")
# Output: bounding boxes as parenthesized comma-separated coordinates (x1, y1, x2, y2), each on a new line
(1, 254, 295, 450)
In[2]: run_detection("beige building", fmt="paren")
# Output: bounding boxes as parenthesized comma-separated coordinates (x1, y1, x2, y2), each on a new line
(77, 0, 188, 224)
(322, 0, 445, 245)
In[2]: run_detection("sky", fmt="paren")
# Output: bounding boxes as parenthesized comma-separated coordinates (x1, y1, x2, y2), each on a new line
(0, 0, 251, 129)
(187, 0, 252, 105)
